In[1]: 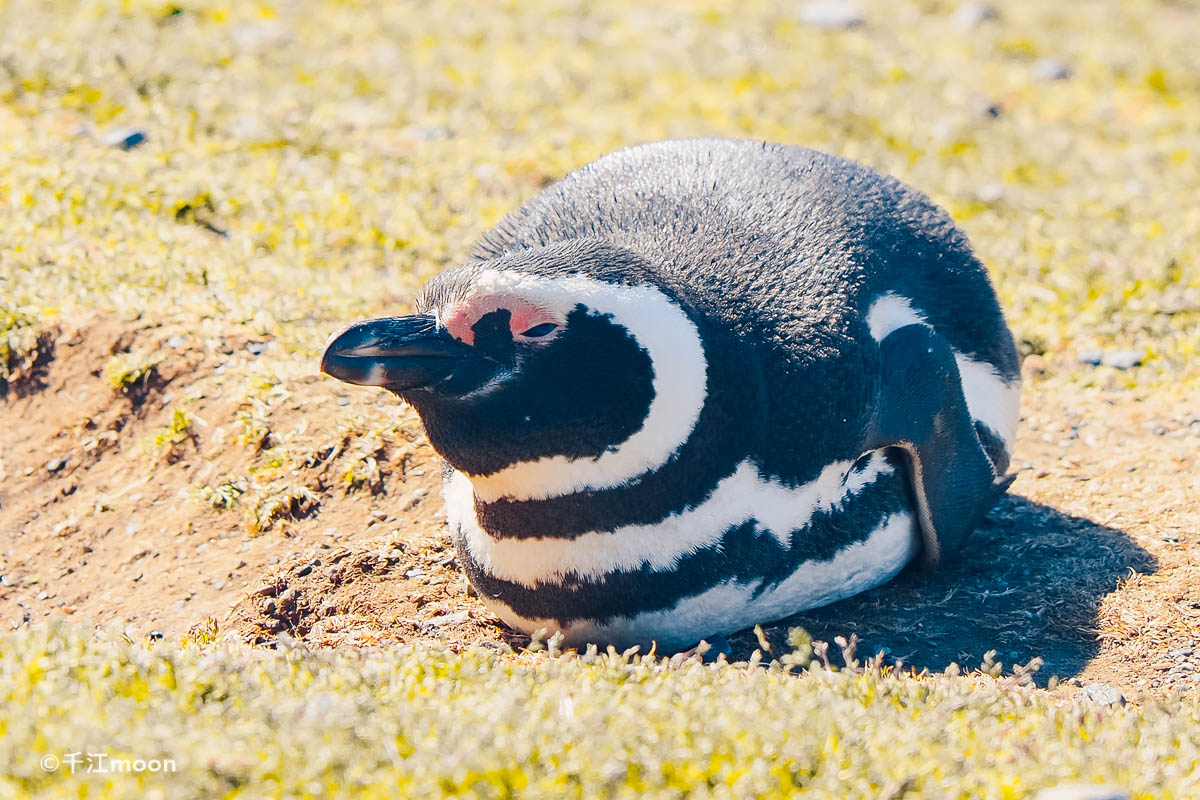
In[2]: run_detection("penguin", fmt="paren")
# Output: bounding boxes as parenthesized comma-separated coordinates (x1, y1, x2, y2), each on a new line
(320, 139, 1020, 650)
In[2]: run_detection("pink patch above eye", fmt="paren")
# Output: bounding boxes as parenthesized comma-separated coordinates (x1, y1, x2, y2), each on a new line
(443, 293, 560, 345)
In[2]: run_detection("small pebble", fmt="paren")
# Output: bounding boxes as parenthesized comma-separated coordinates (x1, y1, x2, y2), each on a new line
(166, 335, 187, 349)
(1033, 57, 1073, 81)
(797, 0, 864, 30)
(422, 610, 470, 629)
(45, 457, 66, 473)
(1102, 349, 1143, 370)
(336, 397, 350, 406)
(1077, 349, 1103, 366)
(980, 101, 1003, 119)
(976, 183, 1004, 203)
(102, 127, 148, 150)
(403, 125, 452, 142)
(951, 1, 998, 31)
(1080, 682, 1125, 707)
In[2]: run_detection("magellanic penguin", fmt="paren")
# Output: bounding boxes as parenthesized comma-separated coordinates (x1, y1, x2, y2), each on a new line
(321, 139, 1020, 651)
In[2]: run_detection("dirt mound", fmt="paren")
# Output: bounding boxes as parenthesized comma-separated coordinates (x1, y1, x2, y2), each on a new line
(0, 316, 510, 648)
(224, 528, 516, 650)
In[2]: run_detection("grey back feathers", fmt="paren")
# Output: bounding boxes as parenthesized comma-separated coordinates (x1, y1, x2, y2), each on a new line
(472, 138, 1018, 379)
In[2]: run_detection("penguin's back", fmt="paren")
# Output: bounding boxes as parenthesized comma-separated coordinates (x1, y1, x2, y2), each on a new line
(474, 139, 1013, 375)
(472, 139, 1019, 482)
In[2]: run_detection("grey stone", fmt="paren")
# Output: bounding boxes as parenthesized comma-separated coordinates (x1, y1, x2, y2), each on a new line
(1033, 57, 1073, 81)
(422, 610, 470, 630)
(1077, 349, 1103, 366)
(798, 1, 864, 30)
(102, 127, 147, 150)
(1102, 349, 1144, 370)
(1080, 681, 1125, 706)
(952, 2, 998, 31)
(976, 183, 1004, 203)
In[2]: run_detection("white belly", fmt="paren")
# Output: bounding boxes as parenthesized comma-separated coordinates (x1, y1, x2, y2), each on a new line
(477, 511, 918, 650)
(444, 451, 921, 650)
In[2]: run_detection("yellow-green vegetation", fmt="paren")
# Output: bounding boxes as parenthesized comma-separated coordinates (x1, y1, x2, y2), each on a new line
(0, 0, 1197, 378)
(2, 0, 1200, 796)
(248, 483, 319, 532)
(0, 625, 1194, 799)
(101, 351, 163, 393)
(198, 477, 246, 510)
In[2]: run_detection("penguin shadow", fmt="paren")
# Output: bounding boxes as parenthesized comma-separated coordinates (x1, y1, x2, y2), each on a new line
(732, 495, 1156, 682)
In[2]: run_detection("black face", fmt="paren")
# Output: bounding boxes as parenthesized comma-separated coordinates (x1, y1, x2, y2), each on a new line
(321, 305, 655, 476)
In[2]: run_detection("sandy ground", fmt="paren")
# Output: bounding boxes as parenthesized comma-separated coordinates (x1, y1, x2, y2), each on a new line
(1, 320, 1197, 695)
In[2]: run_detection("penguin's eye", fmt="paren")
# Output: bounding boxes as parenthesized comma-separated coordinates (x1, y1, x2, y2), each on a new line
(519, 322, 558, 338)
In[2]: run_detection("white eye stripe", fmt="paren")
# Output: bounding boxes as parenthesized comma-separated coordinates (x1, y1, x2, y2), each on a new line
(462, 269, 709, 502)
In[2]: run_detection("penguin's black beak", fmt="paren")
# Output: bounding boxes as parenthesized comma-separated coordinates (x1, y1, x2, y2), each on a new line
(320, 314, 476, 391)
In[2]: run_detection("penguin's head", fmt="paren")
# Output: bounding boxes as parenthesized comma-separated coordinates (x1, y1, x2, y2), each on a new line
(320, 240, 710, 501)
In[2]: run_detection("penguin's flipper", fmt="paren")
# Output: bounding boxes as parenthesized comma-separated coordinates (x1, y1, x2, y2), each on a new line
(870, 323, 1003, 568)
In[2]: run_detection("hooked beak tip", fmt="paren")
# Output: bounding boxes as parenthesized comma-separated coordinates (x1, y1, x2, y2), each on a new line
(319, 314, 473, 390)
